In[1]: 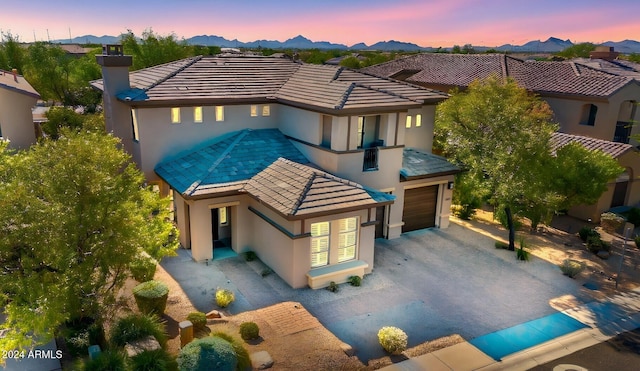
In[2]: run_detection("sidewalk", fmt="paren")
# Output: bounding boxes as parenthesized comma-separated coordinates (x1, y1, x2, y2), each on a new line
(381, 287, 640, 371)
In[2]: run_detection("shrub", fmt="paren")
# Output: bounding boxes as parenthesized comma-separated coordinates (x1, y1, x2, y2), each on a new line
(130, 348, 176, 371)
(110, 313, 168, 348)
(516, 238, 529, 261)
(211, 332, 251, 371)
(239, 322, 260, 341)
(83, 350, 128, 371)
(133, 280, 169, 315)
(377, 326, 408, 355)
(215, 288, 235, 308)
(60, 317, 106, 357)
(559, 259, 585, 278)
(578, 227, 600, 242)
(327, 281, 339, 292)
(187, 312, 207, 332)
(244, 251, 257, 262)
(348, 275, 362, 287)
(586, 235, 610, 254)
(600, 212, 624, 233)
(495, 241, 509, 250)
(452, 204, 478, 220)
(177, 336, 237, 371)
(130, 255, 157, 282)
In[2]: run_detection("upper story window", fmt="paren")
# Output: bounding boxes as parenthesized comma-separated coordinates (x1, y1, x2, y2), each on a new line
(194, 107, 203, 123)
(171, 107, 181, 124)
(579, 104, 597, 126)
(357, 116, 365, 148)
(215, 106, 225, 122)
(405, 115, 412, 128)
(415, 114, 422, 127)
(131, 110, 139, 142)
(262, 105, 271, 116)
(250, 105, 258, 117)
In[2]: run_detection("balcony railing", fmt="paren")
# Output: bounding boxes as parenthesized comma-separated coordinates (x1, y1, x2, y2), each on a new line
(363, 147, 379, 171)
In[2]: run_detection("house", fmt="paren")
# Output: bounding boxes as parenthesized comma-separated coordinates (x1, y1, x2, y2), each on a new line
(363, 54, 640, 221)
(93, 45, 457, 289)
(0, 69, 40, 150)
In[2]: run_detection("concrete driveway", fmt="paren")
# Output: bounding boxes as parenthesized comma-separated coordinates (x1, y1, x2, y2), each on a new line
(161, 222, 594, 363)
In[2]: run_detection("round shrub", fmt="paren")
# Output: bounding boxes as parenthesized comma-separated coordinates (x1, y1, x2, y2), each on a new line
(110, 313, 167, 348)
(211, 332, 251, 371)
(83, 350, 128, 371)
(377, 326, 408, 355)
(130, 255, 157, 282)
(600, 212, 624, 233)
(187, 312, 207, 332)
(130, 348, 176, 371)
(133, 280, 169, 315)
(559, 259, 585, 278)
(348, 275, 362, 287)
(177, 336, 237, 371)
(215, 288, 235, 308)
(578, 227, 599, 242)
(239, 322, 260, 341)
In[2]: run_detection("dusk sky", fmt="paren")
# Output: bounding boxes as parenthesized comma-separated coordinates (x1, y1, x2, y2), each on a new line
(2, 0, 639, 47)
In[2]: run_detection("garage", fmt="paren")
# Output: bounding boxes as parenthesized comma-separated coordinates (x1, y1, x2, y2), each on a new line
(402, 185, 438, 232)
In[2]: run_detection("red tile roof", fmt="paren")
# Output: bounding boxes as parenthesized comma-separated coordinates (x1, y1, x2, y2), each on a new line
(363, 54, 636, 98)
(551, 132, 633, 158)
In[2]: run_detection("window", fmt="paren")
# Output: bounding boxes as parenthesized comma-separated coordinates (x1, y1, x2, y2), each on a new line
(215, 106, 225, 122)
(614, 121, 631, 143)
(310, 222, 330, 267)
(580, 104, 597, 126)
(338, 217, 358, 262)
(194, 107, 203, 123)
(171, 107, 181, 124)
(131, 110, 139, 141)
(415, 114, 422, 127)
(219, 207, 228, 225)
(250, 105, 258, 117)
(262, 105, 270, 116)
(405, 115, 412, 128)
(357, 116, 365, 148)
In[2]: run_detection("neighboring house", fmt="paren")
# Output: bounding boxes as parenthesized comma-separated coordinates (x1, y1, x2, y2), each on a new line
(364, 53, 640, 221)
(0, 69, 40, 150)
(93, 45, 458, 289)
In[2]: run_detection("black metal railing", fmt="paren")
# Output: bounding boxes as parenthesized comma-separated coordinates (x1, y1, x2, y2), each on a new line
(363, 147, 379, 171)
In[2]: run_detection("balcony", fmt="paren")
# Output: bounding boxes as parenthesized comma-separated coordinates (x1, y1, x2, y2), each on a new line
(363, 147, 379, 171)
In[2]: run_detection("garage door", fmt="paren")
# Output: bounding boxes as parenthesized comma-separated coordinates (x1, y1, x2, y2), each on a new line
(402, 185, 438, 232)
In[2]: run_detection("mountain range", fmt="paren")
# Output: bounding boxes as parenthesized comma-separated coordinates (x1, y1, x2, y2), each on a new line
(54, 35, 640, 53)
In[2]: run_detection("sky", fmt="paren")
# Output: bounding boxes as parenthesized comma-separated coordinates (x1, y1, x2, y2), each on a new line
(1, 0, 639, 47)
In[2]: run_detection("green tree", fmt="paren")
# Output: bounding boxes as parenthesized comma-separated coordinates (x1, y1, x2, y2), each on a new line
(339, 56, 362, 69)
(41, 106, 85, 139)
(0, 32, 26, 73)
(451, 45, 462, 54)
(22, 42, 72, 103)
(436, 76, 557, 250)
(0, 128, 177, 354)
(627, 53, 640, 63)
(555, 42, 596, 59)
(121, 29, 192, 70)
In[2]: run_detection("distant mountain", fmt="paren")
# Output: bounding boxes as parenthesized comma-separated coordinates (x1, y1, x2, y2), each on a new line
(497, 37, 574, 53)
(52, 34, 640, 53)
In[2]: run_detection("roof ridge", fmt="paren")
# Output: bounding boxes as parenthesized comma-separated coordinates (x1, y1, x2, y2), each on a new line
(335, 82, 356, 109)
(291, 171, 317, 215)
(144, 55, 203, 93)
(184, 129, 251, 195)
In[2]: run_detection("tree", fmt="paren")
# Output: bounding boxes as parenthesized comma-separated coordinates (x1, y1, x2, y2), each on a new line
(0, 32, 26, 73)
(41, 106, 85, 139)
(121, 29, 192, 70)
(0, 128, 178, 354)
(22, 42, 72, 103)
(436, 76, 558, 250)
(555, 42, 596, 59)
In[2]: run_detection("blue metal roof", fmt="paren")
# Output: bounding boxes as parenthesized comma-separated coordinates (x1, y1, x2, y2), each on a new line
(155, 129, 309, 196)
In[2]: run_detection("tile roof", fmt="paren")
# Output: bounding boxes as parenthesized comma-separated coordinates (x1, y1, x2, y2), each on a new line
(570, 58, 640, 79)
(401, 148, 460, 180)
(362, 54, 635, 98)
(243, 158, 380, 218)
(154, 129, 309, 196)
(92, 55, 447, 110)
(551, 132, 633, 158)
(0, 69, 40, 99)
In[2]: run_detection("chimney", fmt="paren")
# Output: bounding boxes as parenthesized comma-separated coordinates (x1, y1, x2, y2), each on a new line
(12, 68, 17, 82)
(590, 46, 619, 61)
(96, 44, 134, 155)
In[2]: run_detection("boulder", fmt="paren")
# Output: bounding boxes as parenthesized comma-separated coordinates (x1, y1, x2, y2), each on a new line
(250, 350, 274, 370)
(597, 251, 610, 260)
(124, 335, 161, 357)
(206, 309, 222, 319)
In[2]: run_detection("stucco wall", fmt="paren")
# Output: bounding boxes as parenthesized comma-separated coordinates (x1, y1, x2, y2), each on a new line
(0, 89, 37, 150)
(276, 104, 321, 145)
(404, 105, 436, 152)
(135, 104, 278, 180)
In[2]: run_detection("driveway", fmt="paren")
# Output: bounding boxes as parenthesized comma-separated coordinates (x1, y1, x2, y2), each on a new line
(161, 222, 594, 363)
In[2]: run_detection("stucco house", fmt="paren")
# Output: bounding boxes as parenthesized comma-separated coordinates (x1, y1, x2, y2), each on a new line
(0, 69, 40, 150)
(93, 45, 458, 289)
(364, 54, 640, 222)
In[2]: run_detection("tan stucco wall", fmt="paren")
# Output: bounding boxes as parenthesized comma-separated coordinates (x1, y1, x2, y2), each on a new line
(404, 105, 436, 152)
(0, 88, 37, 150)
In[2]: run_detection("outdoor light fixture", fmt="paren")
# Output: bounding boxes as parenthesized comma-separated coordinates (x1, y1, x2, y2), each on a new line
(447, 181, 454, 190)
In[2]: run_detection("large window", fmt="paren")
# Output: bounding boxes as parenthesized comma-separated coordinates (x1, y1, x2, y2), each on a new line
(311, 222, 330, 267)
(338, 217, 358, 262)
